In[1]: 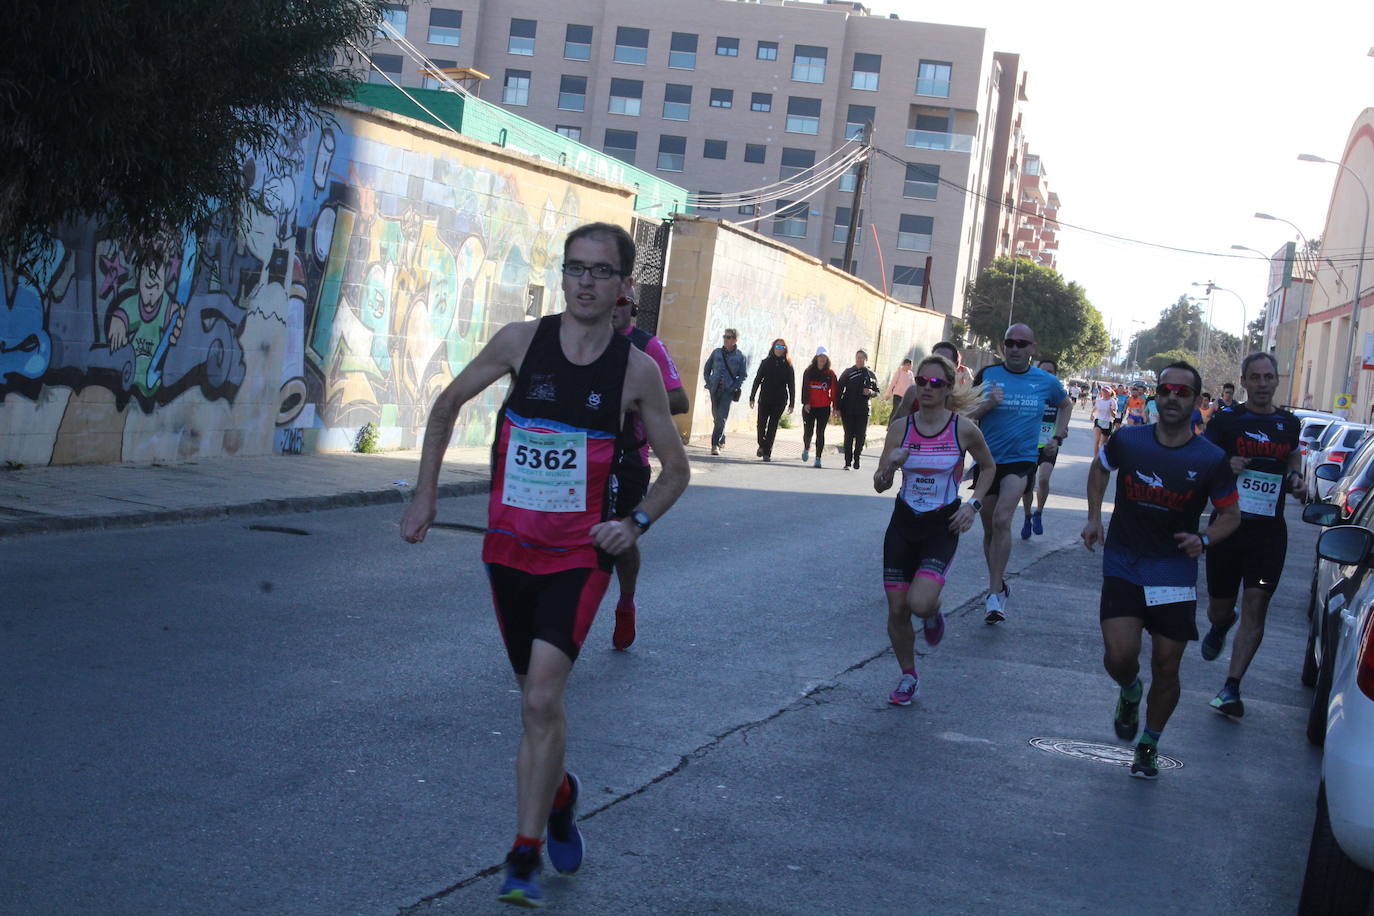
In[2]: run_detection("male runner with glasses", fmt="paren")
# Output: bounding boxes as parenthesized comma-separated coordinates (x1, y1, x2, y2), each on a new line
(1083, 362, 1240, 778)
(400, 222, 690, 907)
(1198, 352, 1305, 718)
(967, 324, 1071, 623)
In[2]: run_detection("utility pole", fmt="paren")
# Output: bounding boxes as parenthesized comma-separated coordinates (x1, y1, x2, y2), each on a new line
(841, 129, 871, 276)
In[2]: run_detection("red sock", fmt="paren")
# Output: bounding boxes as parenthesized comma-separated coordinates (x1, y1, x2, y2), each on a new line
(613, 595, 637, 650)
(616, 591, 636, 611)
(552, 774, 572, 810)
(514, 834, 544, 852)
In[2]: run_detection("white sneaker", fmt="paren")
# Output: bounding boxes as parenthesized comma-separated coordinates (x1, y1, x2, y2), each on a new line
(984, 587, 1008, 624)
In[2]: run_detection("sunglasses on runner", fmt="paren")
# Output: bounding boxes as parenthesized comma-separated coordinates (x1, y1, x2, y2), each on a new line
(1157, 383, 1196, 398)
(1003, 338, 1033, 349)
(914, 375, 949, 389)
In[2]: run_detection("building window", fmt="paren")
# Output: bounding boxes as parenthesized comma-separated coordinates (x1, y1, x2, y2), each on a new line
(703, 139, 727, 159)
(696, 191, 721, 213)
(779, 147, 815, 181)
(662, 83, 692, 120)
(604, 128, 638, 164)
(830, 257, 856, 272)
(716, 37, 739, 56)
(757, 40, 778, 61)
(559, 75, 587, 111)
(833, 206, 863, 244)
(852, 52, 880, 90)
(792, 44, 827, 83)
(893, 265, 926, 302)
(669, 32, 698, 69)
(838, 162, 860, 192)
(917, 60, 952, 97)
(614, 27, 649, 65)
(786, 97, 820, 134)
(609, 78, 643, 115)
(744, 143, 766, 164)
(422, 59, 456, 90)
(657, 134, 687, 171)
(773, 200, 808, 238)
(903, 163, 939, 199)
(368, 53, 403, 85)
(710, 88, 733, 108)
(738, 204, 758, 216)
(427, 8, 460, 45)
(508, 18, 536, 56)
(845, 104, 874, 141)
(897, 214, 934, 252)
(564, 24, 592, 60)
(378, 3, 407, 37)
(750, 92, 772, 112)
(555, 125, 582, 141)
(503, 69, 531, 106)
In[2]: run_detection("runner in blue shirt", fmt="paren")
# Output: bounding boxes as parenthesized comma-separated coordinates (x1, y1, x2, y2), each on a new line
(1082, 361, 1241, 778)
(968, 323, 1071, 623)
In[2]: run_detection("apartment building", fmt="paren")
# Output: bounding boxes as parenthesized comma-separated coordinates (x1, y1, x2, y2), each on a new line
(362, 0, 1029, 317)
(1016, 150, 1059, 270)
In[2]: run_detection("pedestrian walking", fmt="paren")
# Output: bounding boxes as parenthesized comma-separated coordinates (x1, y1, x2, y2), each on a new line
(874, 354, 995, 705)
(703, 329, 748, 455)
(884, 358, 916, 411)
(399, 222, 691, 907)
(1082, 360, 1240, 779)
(968, 324, 1071, 623)
(800, 348, 837, 467)
(608, 294, 691, 651)
(836, 350, 880, 470)
(749, 338, 796, 462)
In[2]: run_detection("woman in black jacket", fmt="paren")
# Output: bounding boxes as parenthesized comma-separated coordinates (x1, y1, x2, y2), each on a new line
(749, 338, 796, 461)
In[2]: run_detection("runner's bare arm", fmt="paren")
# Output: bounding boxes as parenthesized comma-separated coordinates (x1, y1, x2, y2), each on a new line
(1201, 496, 1241, 547)
(1286, 448, 1307, 499)
(1082, 454, 1111, 550)
(1054, 395, 1072, 439)
(872, 415, 909, 493)
(401, 321, 534, 543)
(958, 421, 996, 505)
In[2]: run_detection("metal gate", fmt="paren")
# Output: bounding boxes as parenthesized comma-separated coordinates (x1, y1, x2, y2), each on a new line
(630, 217, 672, 335)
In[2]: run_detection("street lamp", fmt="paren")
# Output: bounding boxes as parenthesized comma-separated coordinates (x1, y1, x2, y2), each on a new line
(1298, 153, 1371, 415)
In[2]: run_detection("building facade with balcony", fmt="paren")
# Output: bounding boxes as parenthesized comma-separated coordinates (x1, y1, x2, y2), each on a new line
(360, 0, 1024, 317)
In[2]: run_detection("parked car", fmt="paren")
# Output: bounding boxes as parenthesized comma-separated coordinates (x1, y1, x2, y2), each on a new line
(1322, 438, 1374, 521)
(1307, 424, 1374, 503)
(1298, 505, 1374, 909)
(1300, 416, 1340, 479)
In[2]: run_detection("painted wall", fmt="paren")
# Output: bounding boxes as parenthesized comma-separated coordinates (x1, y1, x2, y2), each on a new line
(0, 102, 640, 465)
(657, 216, 950, 443)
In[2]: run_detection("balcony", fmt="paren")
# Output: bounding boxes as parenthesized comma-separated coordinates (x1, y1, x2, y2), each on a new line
(904, 129, 973, 153)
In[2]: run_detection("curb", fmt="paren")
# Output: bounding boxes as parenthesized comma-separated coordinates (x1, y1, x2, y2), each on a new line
(0, 479, 491, 539)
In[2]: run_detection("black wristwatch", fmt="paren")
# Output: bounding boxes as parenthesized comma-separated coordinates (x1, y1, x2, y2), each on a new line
(630, 510, 652, 533)
(969, 498, 983, 511)
(1052, 435, 1065, 445)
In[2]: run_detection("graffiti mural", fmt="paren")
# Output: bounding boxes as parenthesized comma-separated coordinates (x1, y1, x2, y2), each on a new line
(1, 104, 622, 466)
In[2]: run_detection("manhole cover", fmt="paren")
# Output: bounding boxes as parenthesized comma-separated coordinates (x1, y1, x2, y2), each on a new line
(1029, 737, 1183, 771)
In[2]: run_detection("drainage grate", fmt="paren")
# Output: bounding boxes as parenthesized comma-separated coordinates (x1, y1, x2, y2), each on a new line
(1029, 737, 1183, 771)
(247, 524, 312, 536)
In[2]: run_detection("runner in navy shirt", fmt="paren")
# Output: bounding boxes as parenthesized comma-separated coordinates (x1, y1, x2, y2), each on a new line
(1197, 352, 1306, 718)
(1082, 361, 1240, 779)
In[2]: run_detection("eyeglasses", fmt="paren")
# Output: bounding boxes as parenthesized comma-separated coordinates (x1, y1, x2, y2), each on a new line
(1003, 338, 1033, 349)
(773, 344, 785, 350)
(1157, 383, 1196, 399)
(724, 335, 736, 340)
(914, 375, 949, 389)
(562, 261, 622, 279)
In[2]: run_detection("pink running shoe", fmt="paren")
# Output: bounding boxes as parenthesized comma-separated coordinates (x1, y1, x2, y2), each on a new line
(888, 672, 919, 706)
(922, 612, 946, 648)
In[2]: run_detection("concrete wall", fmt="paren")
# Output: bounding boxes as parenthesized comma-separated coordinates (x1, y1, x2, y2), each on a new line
(0, 102, 641, 465)
(657, 215, 949, 442)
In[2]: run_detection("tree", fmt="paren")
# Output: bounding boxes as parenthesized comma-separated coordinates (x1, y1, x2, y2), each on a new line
(965, 256, 1111, 373)
(0, 0, 392, 268)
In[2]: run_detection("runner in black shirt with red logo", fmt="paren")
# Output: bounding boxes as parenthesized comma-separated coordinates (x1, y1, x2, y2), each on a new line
(1083, 361, 1241, 778)
(1198, 352, 1306, 718)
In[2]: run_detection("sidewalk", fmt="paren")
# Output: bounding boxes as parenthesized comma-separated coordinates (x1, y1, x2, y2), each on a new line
(0, 418, 885, 538)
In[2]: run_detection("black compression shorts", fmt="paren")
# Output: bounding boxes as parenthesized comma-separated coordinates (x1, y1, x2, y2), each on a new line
(971, 461, 1035, 498)
(1205, 521, 1286, 597)
(883, 499, 961, 589)
(487, 562, 613, 674)
(1100, 576, 1199, 642)
(1037, 445, 1058, 467)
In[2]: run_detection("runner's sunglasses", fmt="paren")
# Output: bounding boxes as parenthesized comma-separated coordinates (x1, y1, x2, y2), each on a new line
(914, 375, 949, 389)
(1003, 338, 1033, 349)
(1156, 383, 1196, 398)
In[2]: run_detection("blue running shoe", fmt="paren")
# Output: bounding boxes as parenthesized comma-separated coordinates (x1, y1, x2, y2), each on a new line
(1031, 511, 1044, 536)
(1200, 620, 1234, 661)
(546, 772, 584, 874)
(1020, 515, 1033, 540)
(1209, 684, 1244, 718)
(498, 846, 544, 908)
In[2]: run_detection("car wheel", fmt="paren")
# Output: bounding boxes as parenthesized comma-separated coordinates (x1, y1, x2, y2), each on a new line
(1307, 619, 1338, 746)
(1299, 783, 1374, 914)
(1302, 606, 1320, 688)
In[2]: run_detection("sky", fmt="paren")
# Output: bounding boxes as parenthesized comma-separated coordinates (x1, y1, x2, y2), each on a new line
(876, 0, 1374, 354)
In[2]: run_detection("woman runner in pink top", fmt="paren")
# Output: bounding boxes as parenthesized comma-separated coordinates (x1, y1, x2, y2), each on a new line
(873, 355, 996, 706)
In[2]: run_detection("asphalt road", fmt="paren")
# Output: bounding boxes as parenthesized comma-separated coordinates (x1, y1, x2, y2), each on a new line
(3, 413, 1323, 914)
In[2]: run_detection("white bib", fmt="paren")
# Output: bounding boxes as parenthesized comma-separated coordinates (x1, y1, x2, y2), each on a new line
(1236, 469, 1282, 517)
(1144, 585, 1195, 606)
(501, 427, 588, 513)
(1038, 421, 1056, 447)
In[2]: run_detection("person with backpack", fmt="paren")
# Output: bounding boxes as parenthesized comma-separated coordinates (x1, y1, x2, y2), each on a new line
(703, 329, 748, 456)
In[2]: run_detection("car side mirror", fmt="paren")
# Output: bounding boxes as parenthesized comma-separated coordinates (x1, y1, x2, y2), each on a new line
(1304, 503, 1341, 527)
(1317, 525, 1374, 565)
(1315, 463, 1343, 482)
